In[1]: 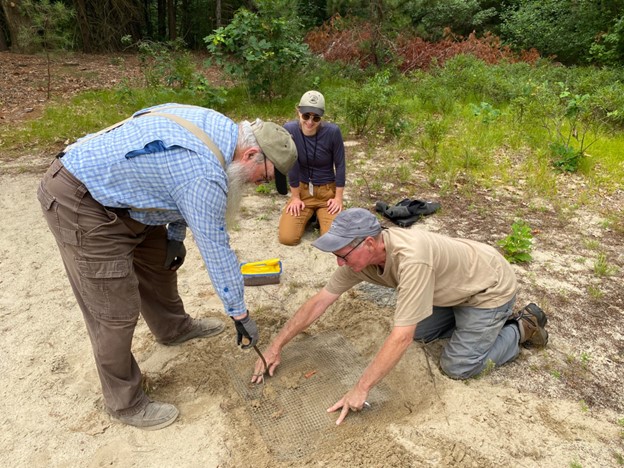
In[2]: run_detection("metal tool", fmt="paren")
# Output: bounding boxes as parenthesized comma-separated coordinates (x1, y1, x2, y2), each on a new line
(243, 337, 269, 375)
(253, 344, 269, 375)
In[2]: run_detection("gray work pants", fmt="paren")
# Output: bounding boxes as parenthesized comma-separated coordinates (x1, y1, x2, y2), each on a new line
(414, 296, 519, 379)
(37, 158, 193, 416)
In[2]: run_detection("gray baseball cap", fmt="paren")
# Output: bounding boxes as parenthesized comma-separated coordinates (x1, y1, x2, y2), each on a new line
(312, 208, 382, 252)
(250, 120, 297, 194)
(298, 90, 325, 116)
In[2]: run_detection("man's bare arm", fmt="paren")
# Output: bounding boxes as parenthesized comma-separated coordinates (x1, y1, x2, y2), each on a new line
(328, 324, 416, 424)
(252, 287, 340, 381)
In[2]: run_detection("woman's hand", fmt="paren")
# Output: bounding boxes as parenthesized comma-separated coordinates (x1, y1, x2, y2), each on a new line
(286, 198, 306, 217)
(327, 197, 343, 215)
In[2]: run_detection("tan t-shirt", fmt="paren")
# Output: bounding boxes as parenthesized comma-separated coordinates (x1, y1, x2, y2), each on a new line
(325, 228, 517, 326)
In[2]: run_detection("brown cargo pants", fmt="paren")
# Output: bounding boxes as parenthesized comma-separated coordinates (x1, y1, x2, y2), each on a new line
(278, 182, 338, 246)
(37, 158, 194, 416)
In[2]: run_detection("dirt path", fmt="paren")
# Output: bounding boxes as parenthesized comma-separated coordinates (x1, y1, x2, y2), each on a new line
(1, 53, 622, 467)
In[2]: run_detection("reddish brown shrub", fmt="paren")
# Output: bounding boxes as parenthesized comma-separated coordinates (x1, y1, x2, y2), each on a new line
(305, 16, 382, 69)
(305, 17, 541, 72)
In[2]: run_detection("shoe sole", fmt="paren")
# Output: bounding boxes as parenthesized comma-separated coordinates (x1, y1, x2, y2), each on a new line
(530, 327, 549, 347)
(141, 411, 179, 431)
(523, 303, 547, 328)
(114, 407, 180, 430)
(522, 303, 548, 347)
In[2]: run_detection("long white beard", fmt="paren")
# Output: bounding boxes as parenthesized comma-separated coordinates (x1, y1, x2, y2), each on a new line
(225, 161, 252, 230)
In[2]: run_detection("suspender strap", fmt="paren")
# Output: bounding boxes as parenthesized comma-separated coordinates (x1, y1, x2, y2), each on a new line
(65, 105, 227, 170)
(145, 112, 226, 169)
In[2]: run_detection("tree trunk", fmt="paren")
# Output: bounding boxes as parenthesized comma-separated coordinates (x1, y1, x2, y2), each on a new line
(216, 0, 221, 28)
(158, 0, 166, 39)
(180, 0, 189, 44)
(0, 0, 32, 51)
(72, 0, 92, 52)
(370, 0, 384, 66)
(167, 0, 176, 40)
(144, 0, 152, 38)
(0, 15, 9, 50)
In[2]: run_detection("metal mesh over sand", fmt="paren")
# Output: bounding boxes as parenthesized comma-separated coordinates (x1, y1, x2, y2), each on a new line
(227, 331, 392, 460)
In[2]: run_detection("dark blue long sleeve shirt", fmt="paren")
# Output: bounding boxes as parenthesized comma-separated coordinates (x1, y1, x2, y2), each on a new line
(283, 121, 346, 188)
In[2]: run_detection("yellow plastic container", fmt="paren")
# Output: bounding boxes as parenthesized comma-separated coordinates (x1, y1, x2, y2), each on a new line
(240, 258, 282, 286)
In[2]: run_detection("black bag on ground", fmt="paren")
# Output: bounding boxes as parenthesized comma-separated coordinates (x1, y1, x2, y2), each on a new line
(375, 198, 441, 228)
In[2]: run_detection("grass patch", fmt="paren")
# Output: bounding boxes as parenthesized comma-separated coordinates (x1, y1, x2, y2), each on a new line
(1, 56, 622, 208)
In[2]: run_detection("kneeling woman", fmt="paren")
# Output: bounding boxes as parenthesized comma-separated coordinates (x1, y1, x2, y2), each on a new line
(278, 90, 346, 245)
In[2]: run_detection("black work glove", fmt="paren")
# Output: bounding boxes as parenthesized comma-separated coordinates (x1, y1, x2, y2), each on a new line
(164, 240, 186, 271)
(232, 312, 259, 349)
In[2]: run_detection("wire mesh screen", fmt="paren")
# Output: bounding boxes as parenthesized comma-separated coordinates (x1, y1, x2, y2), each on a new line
(226, 331, 392, 460)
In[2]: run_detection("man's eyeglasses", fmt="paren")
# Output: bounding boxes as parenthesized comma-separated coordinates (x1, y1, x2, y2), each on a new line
(333, 238, 365, 261)
(301, 113, 321, 123)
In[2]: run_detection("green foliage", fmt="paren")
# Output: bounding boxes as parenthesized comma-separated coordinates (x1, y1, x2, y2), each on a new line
(589, 15, 624, 66)
(3, 44, 624, 207)
(205, 3, 311, 99)
(17, 0, 74, 52)
(549, 142, 582, 173)
(408, 0, 501, 40)
(470, 101, 501, 124)
(255, 184, 272, 194)
(519, 79, 621, 173)
(0, 85, 227, 154)
(17, 0, 74, 99)
(497, 220, 533, 263)
(593, 253, 618, 277)
(413, 55, 531, 111)
(500, 0, 620, 65)
(337, 69, 408, 137)
(413, 116, 449, 177)
(121, 36, 226, 107)
(130, 37, 196, 88)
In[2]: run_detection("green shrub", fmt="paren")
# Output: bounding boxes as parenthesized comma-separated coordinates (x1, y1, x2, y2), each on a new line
(470, 101, 501, 124)
(500, 0, 614, 65)
(338, 69, 408, 138)
(119, 36, 226, 108)
(497, 220, 533, 263)
(550, 142, 583, 173)
(205, 3, 310, 99)
(589, 15, 624, 66)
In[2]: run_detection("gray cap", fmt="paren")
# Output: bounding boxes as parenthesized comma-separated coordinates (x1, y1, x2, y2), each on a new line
(312, 208, 381, 252)
(250, 120, 297, 175)
(298, 90, 325, 116)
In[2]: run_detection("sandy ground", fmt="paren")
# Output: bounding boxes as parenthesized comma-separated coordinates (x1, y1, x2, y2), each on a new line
(1, 169, 623, 467)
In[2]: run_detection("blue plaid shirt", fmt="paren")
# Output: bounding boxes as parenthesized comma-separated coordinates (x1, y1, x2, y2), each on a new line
(61, 103, 246, 316)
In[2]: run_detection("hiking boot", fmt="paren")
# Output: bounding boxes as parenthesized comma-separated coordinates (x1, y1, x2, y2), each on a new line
(164, 317, 225, 346)
(513, 303, 549, 347)
(114, 401, 179, 430)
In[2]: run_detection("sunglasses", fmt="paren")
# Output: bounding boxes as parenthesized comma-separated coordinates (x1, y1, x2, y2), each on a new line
(301, 113, 321, 123)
